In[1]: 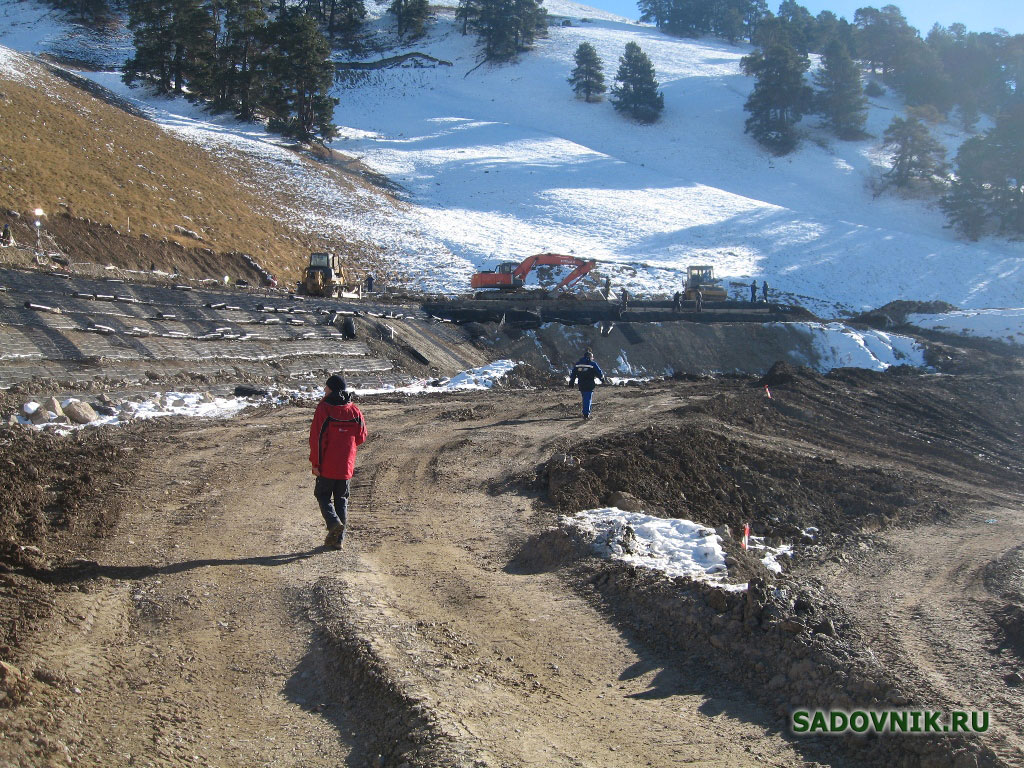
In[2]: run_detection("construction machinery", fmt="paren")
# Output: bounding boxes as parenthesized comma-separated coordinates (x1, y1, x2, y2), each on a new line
(684, 265, 727, 301)
(470, 253, 597, 293)
(300, 252, 358, 297)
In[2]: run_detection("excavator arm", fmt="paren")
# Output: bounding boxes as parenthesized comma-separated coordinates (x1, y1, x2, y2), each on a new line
(557, 260, 596, 289)
(513, 253, 597, 290)
(512, 253, 588, 280)
(471, 252, 597, 292)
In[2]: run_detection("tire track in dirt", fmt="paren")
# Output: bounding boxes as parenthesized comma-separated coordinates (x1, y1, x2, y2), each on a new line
(14, 418, 364, 767)
(325, 390, 819, 767)
(811, 507, 1024, 766)
(14, 376, 1017, 767)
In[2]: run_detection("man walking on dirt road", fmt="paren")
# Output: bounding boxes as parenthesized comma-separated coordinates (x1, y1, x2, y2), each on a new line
(569, 348, 606, 420)
(309, 375, 367, 549)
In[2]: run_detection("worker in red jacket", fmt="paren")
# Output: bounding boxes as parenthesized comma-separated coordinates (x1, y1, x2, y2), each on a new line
(309, 375, 367, 549)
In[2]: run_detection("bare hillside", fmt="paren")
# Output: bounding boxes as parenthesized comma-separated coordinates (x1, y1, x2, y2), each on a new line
(0, 49, 401, 285)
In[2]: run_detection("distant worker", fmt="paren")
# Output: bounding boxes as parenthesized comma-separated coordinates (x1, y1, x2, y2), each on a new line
(309, 375, 367, 549)
(750, 280, 757, 303)
(365, 274, 374, 293)
(568, 347, 606, 420)
(616, 288, 630, 319)
(341, 315, 357, 340)
(672, 291, 682, 313)
(762, 280, 769, 303)
(603, 277, 612, 299)
(695, 289, 703, 313)
(1, 223, 14, 247)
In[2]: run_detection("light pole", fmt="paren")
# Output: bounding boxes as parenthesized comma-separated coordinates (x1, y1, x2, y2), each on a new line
(33, 208, 45, 251)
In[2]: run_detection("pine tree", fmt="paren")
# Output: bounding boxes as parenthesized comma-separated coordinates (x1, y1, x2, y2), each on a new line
(456, 0, 480, 34)
(881, 116, 946, 188)
(986, 102, 1024, 235)
(325, 0, 366, 44)
(813, 38, 866, 140)
(390, 0, 430, 39)
(775, 0, 813, 54)
(474, 0, 544, 63)
(170, 0, 217, 94)
(568, 42, 605, 102)
(262, 10, 338, 142)
(853, 5, 917, 75)
(511, 0, 546, 51)
(124, 0, 176, 93)
(942, 136, 991, 240)
(751, 15, 793, 50)
(890, 38, 953, 114)
(476, 0, 517, 61)
(610, 42, 664, 123)
(215, 0, 270, 120)
(717, 7, 745, 44)
(123, 0, 216, 95)
(941, 102, 1024, 239)
(741, 42, 811, 154)
(637, 0, 670, 29)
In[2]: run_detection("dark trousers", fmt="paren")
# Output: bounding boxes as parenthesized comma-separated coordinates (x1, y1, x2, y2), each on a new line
(580, 389, 594, 416)
(314, 477, 349, 530)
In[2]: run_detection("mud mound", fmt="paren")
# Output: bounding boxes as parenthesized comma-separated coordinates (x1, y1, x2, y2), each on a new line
(758, 360, 815, 387)
(0, 428, 139, 556)
(994, 603, 1024, 658)
(985, 544, 1024, 598)
(851, 299, 958, 329)
(546, 424, 945, 541)
(984, 546, 1024, 658)
(0, 425, 146, 657)
(498, 363, 564, 389)
(550, 364, 1024, 541)
(738, 369, 1024, 487)
(437, 405, 494, 422)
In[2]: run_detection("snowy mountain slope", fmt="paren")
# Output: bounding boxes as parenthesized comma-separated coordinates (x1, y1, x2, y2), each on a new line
(1, 0, 1022, 319)
(330, 3, 1023, 313)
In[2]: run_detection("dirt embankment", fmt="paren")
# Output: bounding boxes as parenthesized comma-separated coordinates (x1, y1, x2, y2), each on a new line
(1, 361, 1022, 767)
(1, 51, 404, 288)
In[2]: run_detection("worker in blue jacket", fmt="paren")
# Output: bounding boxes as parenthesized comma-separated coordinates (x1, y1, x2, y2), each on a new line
(568, 347, 606, 420)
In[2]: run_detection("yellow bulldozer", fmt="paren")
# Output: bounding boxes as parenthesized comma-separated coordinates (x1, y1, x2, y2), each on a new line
(299, 252, 359, 298)
(684, 265, 728, 301)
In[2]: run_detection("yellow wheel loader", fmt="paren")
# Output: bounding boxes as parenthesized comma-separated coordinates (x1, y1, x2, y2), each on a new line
(300, 252, 359, 298)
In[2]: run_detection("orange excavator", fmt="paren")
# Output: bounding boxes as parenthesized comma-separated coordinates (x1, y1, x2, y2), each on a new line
(470, 253, 597, 292)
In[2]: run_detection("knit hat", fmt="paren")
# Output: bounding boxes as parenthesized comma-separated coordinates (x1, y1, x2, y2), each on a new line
(325, 374, 346, 393)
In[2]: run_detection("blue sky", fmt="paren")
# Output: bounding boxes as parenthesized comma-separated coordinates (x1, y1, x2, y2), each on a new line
(581, 0, 1024, 35)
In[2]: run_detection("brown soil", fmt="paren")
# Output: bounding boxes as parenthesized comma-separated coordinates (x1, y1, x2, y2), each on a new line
(1, 360, 1022, 766)
(0, 52, 405, 289)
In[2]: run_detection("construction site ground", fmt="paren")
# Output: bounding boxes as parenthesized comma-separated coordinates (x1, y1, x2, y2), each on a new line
(2, 341, 1024, 767)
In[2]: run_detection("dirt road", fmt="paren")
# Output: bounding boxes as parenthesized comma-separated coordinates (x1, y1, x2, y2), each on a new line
(3, 387, 821, 768)
(810, 505, 1024, 765)
(4, 369, 1023, 767)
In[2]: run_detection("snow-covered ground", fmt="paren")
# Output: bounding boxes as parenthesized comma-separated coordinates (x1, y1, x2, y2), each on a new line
(2, 0, 1023, 332)
(563, 507, 792, 589)
(788, 322, 926, 370)
(12, 360, 523, 431)
(908, 307, 1024, 346)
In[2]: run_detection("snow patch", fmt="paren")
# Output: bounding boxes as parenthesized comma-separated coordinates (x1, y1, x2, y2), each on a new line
(563, 508, 741, 588)
(13, 360, 521, 432)
(908, 308, 1024, 347)
(784, 322, 926, 372)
